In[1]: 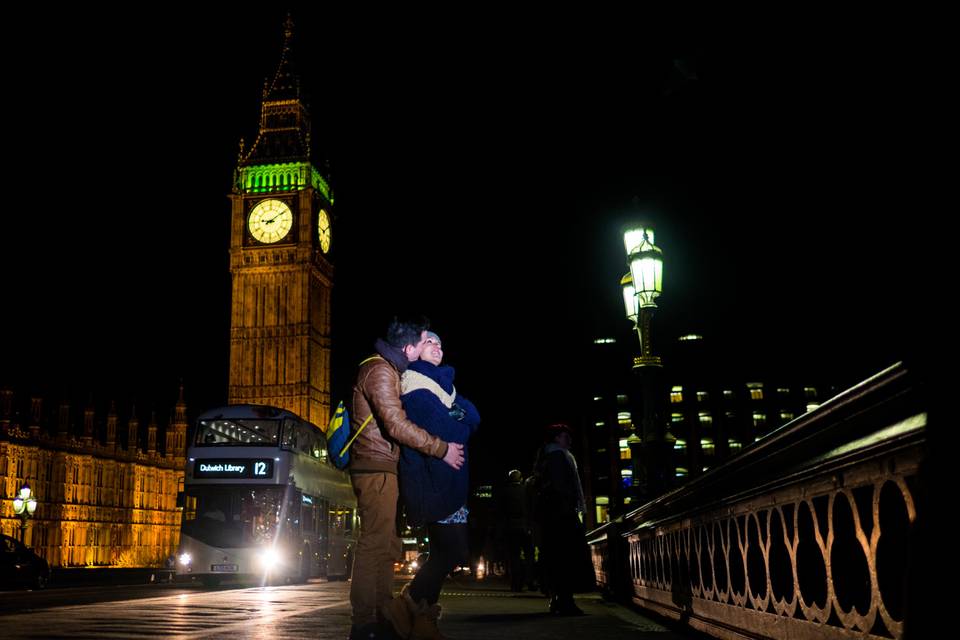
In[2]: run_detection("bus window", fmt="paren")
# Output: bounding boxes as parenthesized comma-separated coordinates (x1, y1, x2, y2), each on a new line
(299, 424, 313, 455)
(317, 497, 329, 532)
(182, 485, 285, 548)
(284, 487, 302, 534)
(330, 505, 353, 534)
(196, 418, 281, 446)
(301, 494, 317, 534)
(183, 493, 197, 524)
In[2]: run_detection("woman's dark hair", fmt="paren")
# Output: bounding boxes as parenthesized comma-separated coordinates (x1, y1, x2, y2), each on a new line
(385, 315, 430, 349)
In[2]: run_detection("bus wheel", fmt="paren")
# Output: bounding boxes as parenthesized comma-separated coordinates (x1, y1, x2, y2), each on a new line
(201, 575, 221, 588)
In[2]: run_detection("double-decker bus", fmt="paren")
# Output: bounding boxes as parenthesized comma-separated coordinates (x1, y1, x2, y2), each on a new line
(175, 404, 356, 586)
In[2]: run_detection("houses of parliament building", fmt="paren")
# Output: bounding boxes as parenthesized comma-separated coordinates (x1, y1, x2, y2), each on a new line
(0, 389, 187, 568)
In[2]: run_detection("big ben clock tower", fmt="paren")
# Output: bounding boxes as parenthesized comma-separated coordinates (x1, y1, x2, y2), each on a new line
(228, 16, 333, 427)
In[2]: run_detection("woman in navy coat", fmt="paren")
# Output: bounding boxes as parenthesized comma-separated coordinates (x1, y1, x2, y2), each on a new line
(389, 331, 480, 638)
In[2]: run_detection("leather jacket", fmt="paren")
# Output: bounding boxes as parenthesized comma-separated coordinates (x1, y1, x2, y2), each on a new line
(350, 352, 449, 474)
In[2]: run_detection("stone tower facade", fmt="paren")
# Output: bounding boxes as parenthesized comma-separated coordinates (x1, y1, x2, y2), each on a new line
(227, 16, 334, 428)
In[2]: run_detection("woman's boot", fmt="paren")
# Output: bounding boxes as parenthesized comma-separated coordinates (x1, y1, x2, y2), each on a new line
(410, 601, 448, 640)
(381, 584, 419, 639)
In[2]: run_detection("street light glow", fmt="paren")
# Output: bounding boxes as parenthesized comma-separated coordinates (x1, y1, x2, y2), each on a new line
(621, 272, 638, 322)
(11, 483, 38, 542)
(627, 231, 663, 309)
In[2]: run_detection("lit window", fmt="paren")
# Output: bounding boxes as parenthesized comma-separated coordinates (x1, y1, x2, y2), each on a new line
(700, 438, 715, 454)
(725, 411, 735, 419)
(678, 334, 703, 342)
(595, 421, 605, 427)
(595, 496, 609, 505)
(595, 505, 609, 524)
(723, 389, 734, 399)
(697, 391, 709, 402)
(728, 439, 742, 451)
(674, 439, 687, 450)
(780, 411, 794, 422)
(804, 387, 818, 399)
(623, 497, 632, 505)
(593, 396, 602, 402)
(617, 394, 628, 404)
(805, 402, 820, 412)
(671, 413, 684, 423)
(698, 412, 713, 426)
(593, 338, 616, 344)
(675, 467, 689, 477)
(617, 412, 632, 426)
(618, 439, 631, 460)
(777, 387, 790, 396)
(747, 383, 764, 400)
(670, 386, 683, 404)
(473, 486, 493, 499)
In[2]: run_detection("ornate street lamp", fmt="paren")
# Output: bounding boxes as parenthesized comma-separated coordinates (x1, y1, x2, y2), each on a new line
(622, 224, 669, 498)
(12, 483, 38, 543)
(622, 225, 663, 367)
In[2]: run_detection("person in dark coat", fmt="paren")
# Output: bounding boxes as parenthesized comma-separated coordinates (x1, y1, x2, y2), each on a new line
(382, 331, 480, 640)
(532, 423, 594, 616)
(498, 469, 536, 592)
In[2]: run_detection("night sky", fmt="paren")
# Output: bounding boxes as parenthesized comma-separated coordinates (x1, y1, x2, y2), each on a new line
(1, 8, 933, 479)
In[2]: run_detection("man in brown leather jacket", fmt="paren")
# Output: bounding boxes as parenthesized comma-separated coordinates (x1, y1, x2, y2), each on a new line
(349, 316, 465, 640)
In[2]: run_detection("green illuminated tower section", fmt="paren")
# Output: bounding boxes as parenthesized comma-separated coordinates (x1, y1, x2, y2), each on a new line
(227, 16, 333, 427)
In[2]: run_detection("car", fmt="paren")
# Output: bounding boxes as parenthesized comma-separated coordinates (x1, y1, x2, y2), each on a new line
(0, 533, 50, 590)
(405, 552, 429, 575)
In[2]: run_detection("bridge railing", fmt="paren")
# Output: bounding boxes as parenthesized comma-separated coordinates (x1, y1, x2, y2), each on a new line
(587, 362, 927, 640)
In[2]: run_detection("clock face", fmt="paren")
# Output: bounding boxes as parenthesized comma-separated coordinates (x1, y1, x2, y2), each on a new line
(248, 199, 293, 243)
(318, 209, 331, 253)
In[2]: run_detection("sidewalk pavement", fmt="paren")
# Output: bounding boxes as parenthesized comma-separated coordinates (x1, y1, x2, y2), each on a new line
(412, 574, 694, 640)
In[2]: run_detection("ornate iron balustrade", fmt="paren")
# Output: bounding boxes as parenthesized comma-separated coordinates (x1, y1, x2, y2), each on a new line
(587, 362, 926, 640)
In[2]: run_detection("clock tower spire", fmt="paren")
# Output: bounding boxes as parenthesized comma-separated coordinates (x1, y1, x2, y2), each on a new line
(227, 14, 334, 427)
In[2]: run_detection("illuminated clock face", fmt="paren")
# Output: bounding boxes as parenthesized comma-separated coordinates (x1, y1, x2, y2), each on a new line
(248, 199, 293, 243)
(318, 209, 331, 253)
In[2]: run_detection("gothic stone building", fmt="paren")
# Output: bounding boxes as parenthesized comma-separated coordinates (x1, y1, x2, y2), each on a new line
(0, 388, 186, 568)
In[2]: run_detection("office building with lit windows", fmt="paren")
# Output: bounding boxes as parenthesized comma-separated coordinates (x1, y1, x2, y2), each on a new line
(579, 335, 838, 529)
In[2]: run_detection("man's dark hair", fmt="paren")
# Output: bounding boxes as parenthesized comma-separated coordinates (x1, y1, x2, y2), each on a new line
(385, 315, 430, 350)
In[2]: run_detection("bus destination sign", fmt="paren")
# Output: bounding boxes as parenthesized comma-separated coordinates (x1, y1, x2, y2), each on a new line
(193, 458, 274, 479)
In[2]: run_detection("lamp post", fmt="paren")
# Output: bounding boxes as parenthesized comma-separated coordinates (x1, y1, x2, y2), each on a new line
(622, 225, 670, 499)
(12, 483, 38, 544)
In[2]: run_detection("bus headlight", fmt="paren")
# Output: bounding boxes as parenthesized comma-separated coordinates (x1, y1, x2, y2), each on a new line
(179, 553, 192, 566)
(257, 547, 282, 570)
